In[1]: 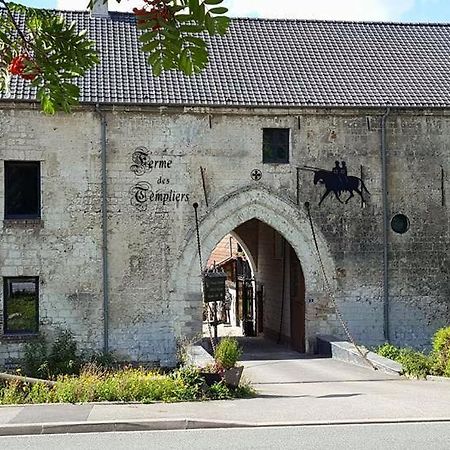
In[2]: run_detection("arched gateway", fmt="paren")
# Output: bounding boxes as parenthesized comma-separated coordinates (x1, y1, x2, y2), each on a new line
(169, 186, 337, 353)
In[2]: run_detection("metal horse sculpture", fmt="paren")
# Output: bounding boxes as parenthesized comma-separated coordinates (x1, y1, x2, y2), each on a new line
(301, 165, 370, 206)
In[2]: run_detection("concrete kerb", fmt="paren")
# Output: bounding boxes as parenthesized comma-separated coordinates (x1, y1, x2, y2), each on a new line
(3, 417, 450, 436)
(316, 335, 403, 375)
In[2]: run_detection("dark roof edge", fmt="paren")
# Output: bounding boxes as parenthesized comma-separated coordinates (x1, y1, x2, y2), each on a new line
(2, 98, 450, 113)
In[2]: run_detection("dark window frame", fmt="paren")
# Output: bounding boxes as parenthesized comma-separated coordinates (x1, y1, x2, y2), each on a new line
(262, 128, 290, 164)
(4, 161, 41, 220)
(3, 277, 39, 335)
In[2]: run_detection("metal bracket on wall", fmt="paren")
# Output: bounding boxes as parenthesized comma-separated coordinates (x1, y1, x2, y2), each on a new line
(200, 166, 209, 208)
(360, 164, 366, 208)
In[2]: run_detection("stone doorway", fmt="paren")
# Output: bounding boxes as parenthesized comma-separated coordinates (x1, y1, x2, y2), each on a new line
(204, 219, 306, 352)
(170, 186, 336, 354)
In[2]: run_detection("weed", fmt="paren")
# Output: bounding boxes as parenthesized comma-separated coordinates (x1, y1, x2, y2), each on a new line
(214, 337, 242, 370)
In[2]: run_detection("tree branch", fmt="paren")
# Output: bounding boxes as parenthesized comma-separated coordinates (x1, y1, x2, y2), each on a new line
(0, 0, 34, 51)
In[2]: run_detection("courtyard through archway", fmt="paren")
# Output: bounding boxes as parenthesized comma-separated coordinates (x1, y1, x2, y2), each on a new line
(204, 219, 306, 352)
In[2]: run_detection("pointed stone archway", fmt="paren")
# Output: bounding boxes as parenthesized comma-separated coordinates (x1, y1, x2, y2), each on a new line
(169, 185, 337, 353)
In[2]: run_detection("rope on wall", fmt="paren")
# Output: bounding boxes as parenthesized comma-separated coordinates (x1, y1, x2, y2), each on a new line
(277, 239, 287, 344)
(304, 201, 377, 371)
(193, 202, 216, 353)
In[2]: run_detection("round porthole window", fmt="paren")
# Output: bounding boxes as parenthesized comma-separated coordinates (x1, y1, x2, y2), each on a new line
(391, 214, 410, 234)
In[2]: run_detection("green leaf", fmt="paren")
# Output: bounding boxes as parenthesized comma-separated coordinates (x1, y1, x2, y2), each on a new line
(142, 41, 160, 52)
(208, 7, 228, 14)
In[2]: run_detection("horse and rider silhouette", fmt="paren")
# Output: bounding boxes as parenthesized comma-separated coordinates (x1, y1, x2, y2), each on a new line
(306, 161, 370, 206)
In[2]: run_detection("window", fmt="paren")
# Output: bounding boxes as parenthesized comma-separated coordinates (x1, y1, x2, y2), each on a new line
(262, 128, 290, 164)
(4, 161, 41, 219)
(3, 277, 39, 334)
(391, 214, 410, 234)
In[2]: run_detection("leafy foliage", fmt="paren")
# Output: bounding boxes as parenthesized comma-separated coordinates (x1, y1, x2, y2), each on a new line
(133, 0, 229, 76)
(432, 326, 450, 377)
(23, 329, 81, 379)
(0, 365, 254, 405)
(0, 2, 99, 113)
(397, 348, 433, 379)
(0, 0, 230, 113)
(376, 343, 402, 361)
(376, 328, 450, 379)
(214, 336, 243, 370)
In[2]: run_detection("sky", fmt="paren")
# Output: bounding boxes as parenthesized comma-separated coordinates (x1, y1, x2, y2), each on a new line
(13, 0, 450, 23)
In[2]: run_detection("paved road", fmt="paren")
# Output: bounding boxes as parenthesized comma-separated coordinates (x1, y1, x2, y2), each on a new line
(2, 423, 450, 449)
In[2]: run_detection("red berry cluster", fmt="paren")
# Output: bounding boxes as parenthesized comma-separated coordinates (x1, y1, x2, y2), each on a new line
(8, 54, 40, 81)
(133, 0, 171, 30)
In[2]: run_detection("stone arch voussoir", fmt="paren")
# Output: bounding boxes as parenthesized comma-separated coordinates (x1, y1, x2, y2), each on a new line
(169, 185, 336, 352)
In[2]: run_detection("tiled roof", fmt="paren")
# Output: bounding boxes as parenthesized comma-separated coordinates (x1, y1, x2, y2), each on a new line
(2, 10, 450, 108)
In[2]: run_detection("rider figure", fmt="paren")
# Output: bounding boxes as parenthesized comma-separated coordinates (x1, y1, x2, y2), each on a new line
(332, 161, 340, 175)
(332, 161, 343, 193)
(339, 161, 348, 191)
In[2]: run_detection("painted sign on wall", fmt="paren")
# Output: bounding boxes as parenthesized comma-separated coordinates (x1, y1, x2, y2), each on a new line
(303, 161, 370, 206)
(129, 147, 189, 211)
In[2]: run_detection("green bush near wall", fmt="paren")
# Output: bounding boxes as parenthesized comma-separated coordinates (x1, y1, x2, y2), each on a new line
(377, 326, 450, 379)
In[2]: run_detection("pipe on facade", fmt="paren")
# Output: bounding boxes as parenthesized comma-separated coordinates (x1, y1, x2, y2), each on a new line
(95, 104, 109, 353)
(381, 107, 391, 342)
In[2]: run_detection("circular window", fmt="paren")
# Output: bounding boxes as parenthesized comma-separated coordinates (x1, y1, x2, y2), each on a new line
(391, 214, 410, 234)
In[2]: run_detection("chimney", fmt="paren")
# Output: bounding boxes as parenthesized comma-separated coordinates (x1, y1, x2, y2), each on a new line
(91, 0, 109, 18)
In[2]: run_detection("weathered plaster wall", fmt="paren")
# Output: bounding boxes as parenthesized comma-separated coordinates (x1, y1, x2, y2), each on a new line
(0, 109, 104, 367)
(0, 106, 448, 367)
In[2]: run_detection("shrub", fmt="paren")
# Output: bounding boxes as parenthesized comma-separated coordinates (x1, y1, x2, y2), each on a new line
(398, 349, 432, 379)
(23, 337, 48, 378)
(0, 381, 26, 405)
(171, 366, 204, 400)
(432, 326, 450, 377)
(27, 382, 52, 404)
(47, 330, 81, 377)
(88, 351, 118, 370)
(21, 329, 81, 379)
(376, 343, 402, 361)
(214, 337, 242, 370)
(207, 381, 233, 400)
(0, 364, 254, 405)
(376, 343, 433, 379)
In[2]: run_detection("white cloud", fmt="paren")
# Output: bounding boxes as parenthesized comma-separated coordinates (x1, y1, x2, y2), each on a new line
(225, 0, 415, 21)
(57, 0, 416, 21)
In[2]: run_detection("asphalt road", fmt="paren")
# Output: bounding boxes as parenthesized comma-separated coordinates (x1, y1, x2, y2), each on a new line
(2, 423, 450, 450)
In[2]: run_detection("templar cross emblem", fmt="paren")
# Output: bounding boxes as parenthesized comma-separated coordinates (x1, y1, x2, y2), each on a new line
(251, 169, 262, 181)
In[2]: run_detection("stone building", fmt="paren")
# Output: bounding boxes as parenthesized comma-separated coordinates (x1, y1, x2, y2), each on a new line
(0, 7, 449, 368)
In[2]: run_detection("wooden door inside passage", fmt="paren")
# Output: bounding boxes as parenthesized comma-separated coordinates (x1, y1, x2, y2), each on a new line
(289, 247, 305, 352)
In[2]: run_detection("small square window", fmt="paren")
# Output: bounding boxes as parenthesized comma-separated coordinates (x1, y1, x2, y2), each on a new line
(4, 161, 41, 219)
(3, 277, 39, 334)
(263, 128, 290, 164)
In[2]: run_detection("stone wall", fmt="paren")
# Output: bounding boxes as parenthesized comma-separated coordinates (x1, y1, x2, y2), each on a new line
(0, 105, 448, 367)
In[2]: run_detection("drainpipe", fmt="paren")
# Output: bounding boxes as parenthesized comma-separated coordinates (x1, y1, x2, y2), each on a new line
(95, 104, 109, 353)
(381, 107, 390, 342)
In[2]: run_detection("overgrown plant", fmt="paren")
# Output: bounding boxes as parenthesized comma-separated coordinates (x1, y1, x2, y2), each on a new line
(432, 326, 450, 377)
(0, 365, 255, 405)
(376, 326, 450, 379)
(23, 329, 81, 378)
(214, 336, 242, 371)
